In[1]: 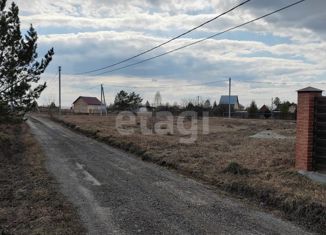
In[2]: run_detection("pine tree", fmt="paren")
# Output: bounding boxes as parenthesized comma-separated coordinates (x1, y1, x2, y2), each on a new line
(114, 90, 143, 110)
(213, 101, 217, 109)
(247, 100, 258, 118)
(204, 99, 211, 108)
(0, 0, 54, 120)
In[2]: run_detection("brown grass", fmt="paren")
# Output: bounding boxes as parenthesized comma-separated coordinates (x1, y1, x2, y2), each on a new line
(51, 114, 326, 233)
(0, 123, 85, 235)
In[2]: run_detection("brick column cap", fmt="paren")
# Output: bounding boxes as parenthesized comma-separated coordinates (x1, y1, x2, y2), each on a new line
(297, 86, 323, 93)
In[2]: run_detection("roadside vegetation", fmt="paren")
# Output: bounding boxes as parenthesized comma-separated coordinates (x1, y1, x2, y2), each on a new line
(51, 114, 326, 233)
(0, 1, 85, 234)
(0, 123, 85, 234)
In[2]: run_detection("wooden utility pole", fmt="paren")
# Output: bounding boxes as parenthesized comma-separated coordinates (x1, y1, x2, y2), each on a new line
(228, 77, 231, 118)
(59, 66, 61, 116)
(100, 84, 103, 116)
(271, 97, 274, 118)
(103, 86, 107, 116)
(100, 84, 107, 116)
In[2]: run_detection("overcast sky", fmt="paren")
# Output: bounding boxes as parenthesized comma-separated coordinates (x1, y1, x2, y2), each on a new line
(14, 0, 326, 107)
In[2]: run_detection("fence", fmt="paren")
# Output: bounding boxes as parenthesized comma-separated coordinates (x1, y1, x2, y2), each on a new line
(221, 111, 296, 120)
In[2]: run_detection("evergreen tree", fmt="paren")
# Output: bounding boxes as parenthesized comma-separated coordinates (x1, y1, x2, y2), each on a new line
(114, 90, 143, 110)
(0, 0, 54, 120)
(213, 101, 217, 109)
(186, 102, 195, 110)
(204, 99, 211, 108)
(279, 101, 291, 114)
(247, 100, 258, 118)
(114, 90, 129, 110)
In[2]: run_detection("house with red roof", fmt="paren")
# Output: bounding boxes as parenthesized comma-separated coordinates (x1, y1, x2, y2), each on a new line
(73, 96, 105, 114)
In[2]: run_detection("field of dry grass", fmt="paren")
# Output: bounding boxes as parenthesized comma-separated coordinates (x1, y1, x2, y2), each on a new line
(0, 123, 85, 234)
(53, 114, 325, 232)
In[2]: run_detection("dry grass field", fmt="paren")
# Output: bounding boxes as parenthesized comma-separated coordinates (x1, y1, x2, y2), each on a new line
(53, 114, 325, 231)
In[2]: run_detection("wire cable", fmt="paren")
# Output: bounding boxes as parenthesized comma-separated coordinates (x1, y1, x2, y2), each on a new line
(74, 0, 251, 75)
(80, 79, 228, 90)
(237, 79, 326, 85)
(95, 0, 305, 76)
(100, 79, 228, 89)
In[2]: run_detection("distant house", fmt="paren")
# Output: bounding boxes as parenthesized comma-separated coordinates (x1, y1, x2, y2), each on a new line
(136, 102, 154, 113)
(73, 96, 105, 114)
(259, 105, 270, 113)
(138, 106, 151, 113)
(259, 105, 272, 119)
(219, 95, 242, 111)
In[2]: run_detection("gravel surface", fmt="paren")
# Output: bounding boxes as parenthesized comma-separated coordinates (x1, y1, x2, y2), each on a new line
(27, 116, 313, 235)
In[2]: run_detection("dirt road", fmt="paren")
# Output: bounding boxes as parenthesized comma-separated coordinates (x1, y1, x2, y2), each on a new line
(27, 117, 313, 235)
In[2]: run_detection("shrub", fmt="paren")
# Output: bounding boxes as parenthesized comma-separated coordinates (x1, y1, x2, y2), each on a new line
(222, 162, 249, 175)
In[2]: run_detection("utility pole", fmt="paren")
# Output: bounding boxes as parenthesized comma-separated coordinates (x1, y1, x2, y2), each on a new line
(103, 85, 107, 116)
(100, 84, 107, 116)
(59, 66, 61, 116)
(228, 77, 231, 118)
(100, 84, 103, 116)
(271, 97, 274, 119)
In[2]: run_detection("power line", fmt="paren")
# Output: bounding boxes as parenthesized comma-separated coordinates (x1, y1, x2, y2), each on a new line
(76, 79, 228, 91)
(238, 79, 326, 85)
(74, 0, 251, 75)
(75, 77, 326, 93)
(103, 79, 228, 89)
(95, 0, 305, 76)
(70, 78, 326, 94)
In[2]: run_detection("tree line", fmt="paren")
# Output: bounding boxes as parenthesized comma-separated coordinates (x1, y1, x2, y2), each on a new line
(110, 90, 296, 119)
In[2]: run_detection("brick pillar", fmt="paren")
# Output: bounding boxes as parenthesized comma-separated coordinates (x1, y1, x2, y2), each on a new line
(296, 87, 323, 171)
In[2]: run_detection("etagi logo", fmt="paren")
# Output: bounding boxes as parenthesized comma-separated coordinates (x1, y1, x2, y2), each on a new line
(116, 111, 209, 144)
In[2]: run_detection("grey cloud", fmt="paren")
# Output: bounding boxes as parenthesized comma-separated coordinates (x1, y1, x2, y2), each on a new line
(244, 0, 326, 37)
(38, 31, 324, 82)
(15, 0, 326, 43)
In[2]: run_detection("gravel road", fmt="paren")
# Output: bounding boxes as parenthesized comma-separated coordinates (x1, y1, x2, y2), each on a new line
(27, 116, 313, 235)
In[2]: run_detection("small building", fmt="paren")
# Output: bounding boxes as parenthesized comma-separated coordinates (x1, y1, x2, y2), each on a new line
(73, 96, 105, 114)
(259, 105, 270, 113)
(219, 95, 242, 111)
(136, 103, 154, 113)
(138, 106, 151, 113)
(259, 105, 271, 119)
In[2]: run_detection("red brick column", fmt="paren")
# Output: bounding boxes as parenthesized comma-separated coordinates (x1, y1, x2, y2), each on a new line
(296, 87, 323, 171)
